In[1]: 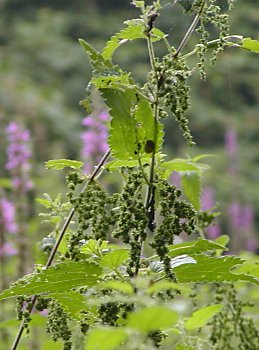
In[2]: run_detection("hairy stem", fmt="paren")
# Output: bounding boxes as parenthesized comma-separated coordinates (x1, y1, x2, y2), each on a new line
(10, 149, 110, 350)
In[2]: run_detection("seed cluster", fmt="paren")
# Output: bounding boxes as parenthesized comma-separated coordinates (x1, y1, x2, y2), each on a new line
(66, 172, 117, 260)
(113, 169, 147, 276)
(210, 284, 259, 349)
(150, 180, 197, 278)
(46, 300, 72, 350)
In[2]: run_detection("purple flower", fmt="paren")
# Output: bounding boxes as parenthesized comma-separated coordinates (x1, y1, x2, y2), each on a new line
(5, 122, 33, 192)
(228, 201, 242, 229)
(202, 186, 221, 239)
(81, 111, 109, 173)
(0, 197, 17, 234)
(225, 129, 238, 160)
(0, 242, 17, 257)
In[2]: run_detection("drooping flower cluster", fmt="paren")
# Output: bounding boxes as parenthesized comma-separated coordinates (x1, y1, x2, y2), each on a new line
(5, 122, 33, 192)
(0, 197, 17, 257)
(81, 111, 109, 173)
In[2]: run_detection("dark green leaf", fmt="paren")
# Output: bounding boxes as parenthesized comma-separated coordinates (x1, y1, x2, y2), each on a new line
(0, 261, 102, 301)
(48, 292, 88, 320)
(174, 255, 259, 285)
(168, 238, 228, 258)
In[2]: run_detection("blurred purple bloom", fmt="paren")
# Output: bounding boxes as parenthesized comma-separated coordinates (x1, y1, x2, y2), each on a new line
(245, 239, 257, 253)
(202, 186, 221, 239)
(225, 129, 238, 160)
(0, 197, 17, 234)
(81, 111, 109, 173)
(5, 122, 33, 192)
(0, 242, 17, 257)
(228, 201, 242, 229)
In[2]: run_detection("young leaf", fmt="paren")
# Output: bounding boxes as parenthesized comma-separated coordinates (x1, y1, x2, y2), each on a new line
(174, 255, 259, 286)
(85, 328, 127, 350)
(175, 345, 196, 350)
(181, 171, 202, 210)
(0, 261, 102, 301)
(168, 238, 228, 258)
(239, 37, 259, 53)
(45, 159, 84, 170)
(184, 304, 224, 330)
(126, 306, 178, 332)
(102, 19, 165, 60)
(100, 249, 129, 270)
(79, 39, 113, 71)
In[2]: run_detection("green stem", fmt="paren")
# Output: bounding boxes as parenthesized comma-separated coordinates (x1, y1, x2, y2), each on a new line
(10, 149, 111, 350)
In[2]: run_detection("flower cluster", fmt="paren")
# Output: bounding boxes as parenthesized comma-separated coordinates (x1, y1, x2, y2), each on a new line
(81, 111, 109, 173)
(0, 197, 17, 257)
(5, 122, 33, 192)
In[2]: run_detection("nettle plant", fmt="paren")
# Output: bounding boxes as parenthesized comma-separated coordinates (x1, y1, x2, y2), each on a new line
(1, 1, 259, 350)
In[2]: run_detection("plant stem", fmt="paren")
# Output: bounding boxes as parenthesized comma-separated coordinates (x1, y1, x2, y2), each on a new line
(10, 149, 110, 350)
(174, 1, 206, 58)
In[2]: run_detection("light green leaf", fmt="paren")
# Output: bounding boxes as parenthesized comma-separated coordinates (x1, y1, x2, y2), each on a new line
(0, 314, 46, 329)
(174, 255, 259, 285)
(240, 37, 259, 53)
(91, 73, 133, 90)
(100, 249, 129, 270)
(48, 292, 88, 320)
(102, 19, 165, 60)
(85, 328, 127, 350)
(181, 171, 202, 210)
(104, 158, 150, 171)
(147, 281, 191, 295)
(45, 159, 84, 170)
(126, 306, 178, 332)
(79, 39, 112, 71)
(36, 197, 52, 209)
(80, 239, 109, 255)
(168, 238, 228, 258)
(0, 261, 102, 301)
(175, 345, 196, 350)
(161, 160, 201, 172)
(98, 281, 134, 295)
(213, 235, 230, 248)
(0, 178, 12, 189)
(184, 304, 224, 330)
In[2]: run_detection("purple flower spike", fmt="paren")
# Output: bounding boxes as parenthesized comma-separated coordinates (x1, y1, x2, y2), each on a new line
(0, 197, 17, 234)
(0, 242, 17, 257)
(81, 111, 109, 173)
(5, 122, 33, 192)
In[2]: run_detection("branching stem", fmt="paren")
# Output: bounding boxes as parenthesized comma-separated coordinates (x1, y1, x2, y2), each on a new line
(10, 149, 110, 350)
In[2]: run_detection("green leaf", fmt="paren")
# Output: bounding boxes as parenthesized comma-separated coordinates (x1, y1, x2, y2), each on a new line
(181, 171, 202, 210)
(103, 88, 163, 160)
(150, 255, 196, 273)
(174, 255, 259, 285)
(175, 345, 196, 350)
(80, 239, 109, 255)
(240, 37, 259, 53)
(0, 261, 102, 301)
(36, 197, 52, 209)
(48, 292, 88, 320)
(102, 19, 165, 60)
(213, 235, 230, 248)
(0, 314, 46, 329)
(161, 160, 201, 172)
(85, 328, 127, 350)
(184, 304, 224, 330)
(45, 159, 84, 170)
(100, 249, 129, 270)
(98, 281, 134, 295)
(168, 238, 228, 258)
(147, 281, 191, 295)
(79, 39, 112, 71)
(91, 73, 133, 91)
(175, 345, 195, 350)
(126, 306, 178, 332)
(104, 158, 150, 171)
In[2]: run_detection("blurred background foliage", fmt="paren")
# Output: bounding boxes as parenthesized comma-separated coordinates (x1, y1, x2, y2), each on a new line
(0, 0, 259, 348)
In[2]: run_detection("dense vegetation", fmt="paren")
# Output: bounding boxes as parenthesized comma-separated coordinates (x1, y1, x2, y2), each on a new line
(0, 1, 259, 349)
